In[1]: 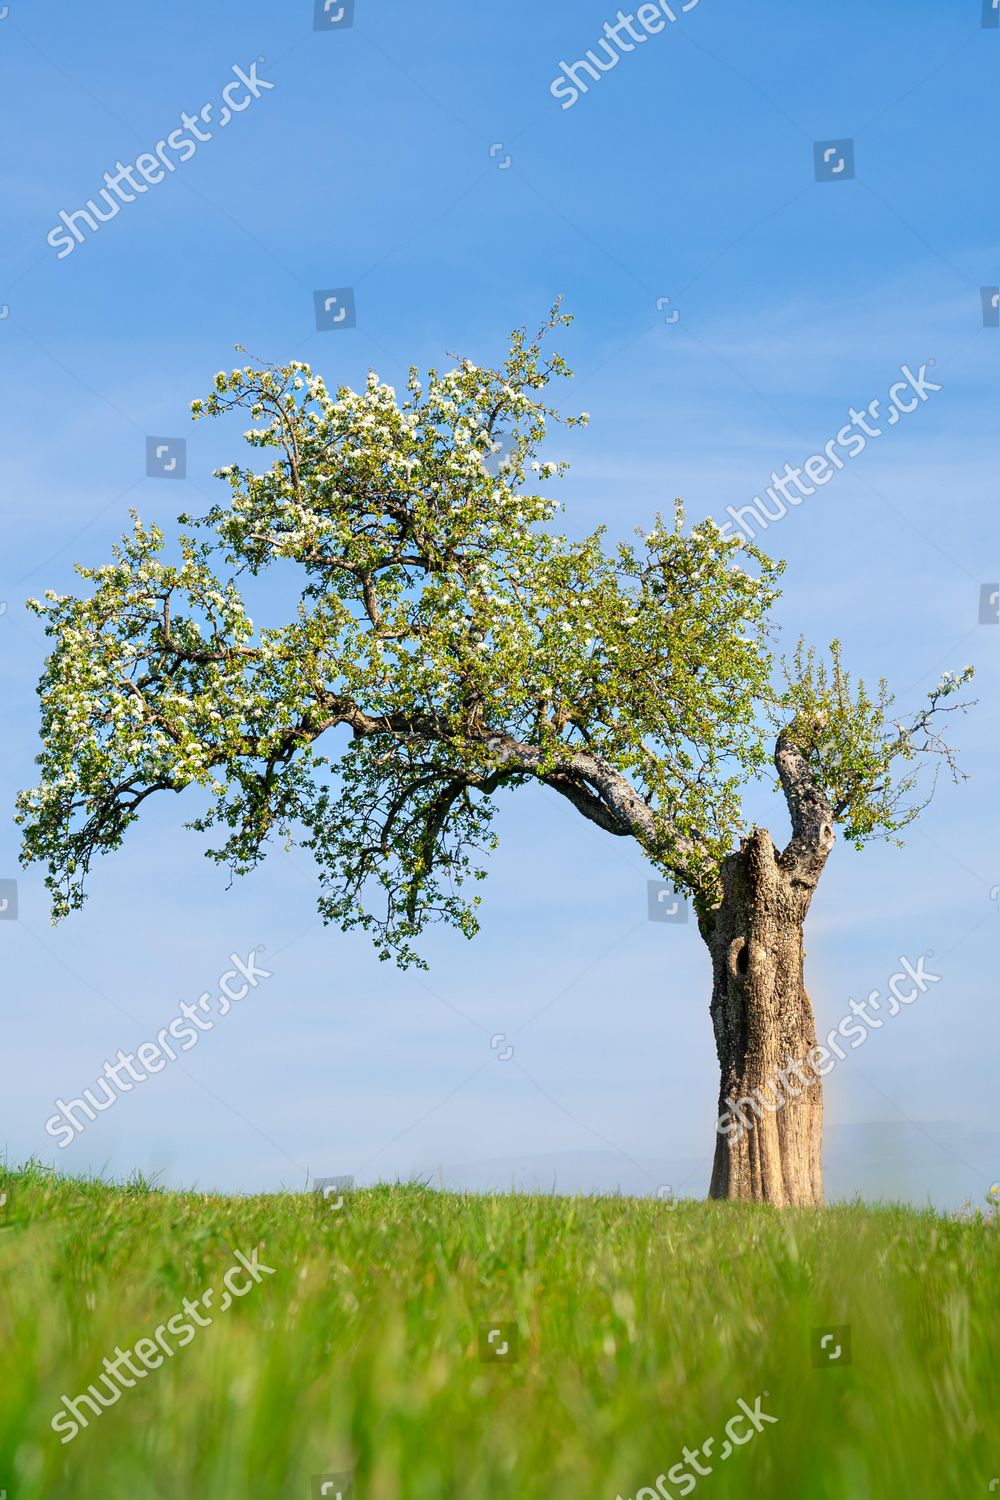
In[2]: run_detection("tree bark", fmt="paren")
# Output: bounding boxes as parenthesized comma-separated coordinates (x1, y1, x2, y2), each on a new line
(702, 737, 835, 1207)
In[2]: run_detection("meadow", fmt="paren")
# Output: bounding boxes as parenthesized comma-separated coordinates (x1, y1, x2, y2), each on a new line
(0, 1163, 996, 1499)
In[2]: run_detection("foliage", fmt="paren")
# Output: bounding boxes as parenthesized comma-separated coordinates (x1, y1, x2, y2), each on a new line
(775, 639, 974, 849)
(16, 307, 973, 960)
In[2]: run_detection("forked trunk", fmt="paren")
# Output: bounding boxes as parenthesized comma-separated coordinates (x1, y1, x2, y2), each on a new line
(704, 827, 824, 1206)
(698, 734, 836, 1206)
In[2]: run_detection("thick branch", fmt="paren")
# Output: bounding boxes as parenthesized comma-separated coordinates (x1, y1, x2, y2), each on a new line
(775, 731, 835, 889)
(480, 728, 713, 898)
(542, 769, 631, 836)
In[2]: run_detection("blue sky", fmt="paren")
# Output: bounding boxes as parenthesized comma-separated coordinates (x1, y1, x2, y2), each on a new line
(1, 0, 998, 1208)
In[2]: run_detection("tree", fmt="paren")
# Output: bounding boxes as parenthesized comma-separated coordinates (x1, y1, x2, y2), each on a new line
(17, 305, 975, 1206)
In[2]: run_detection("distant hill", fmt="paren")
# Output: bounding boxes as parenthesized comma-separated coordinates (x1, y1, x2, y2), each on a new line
(422, 1120, 1000, 1211)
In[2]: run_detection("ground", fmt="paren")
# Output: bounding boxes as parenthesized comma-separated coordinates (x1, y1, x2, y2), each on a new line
(0, 1164, 996, 1498)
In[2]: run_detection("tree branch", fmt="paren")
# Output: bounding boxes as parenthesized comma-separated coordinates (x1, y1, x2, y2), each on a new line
(775, 731, 835, 888)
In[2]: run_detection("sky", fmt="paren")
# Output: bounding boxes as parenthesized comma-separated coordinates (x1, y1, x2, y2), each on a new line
(1, 0, 998, 1209)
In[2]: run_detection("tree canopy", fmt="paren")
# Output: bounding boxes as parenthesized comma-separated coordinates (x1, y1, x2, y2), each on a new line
(17, 306, 974, 963)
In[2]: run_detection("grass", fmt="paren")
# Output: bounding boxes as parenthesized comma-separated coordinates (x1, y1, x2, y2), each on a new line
(0, 1163, 997, 1499)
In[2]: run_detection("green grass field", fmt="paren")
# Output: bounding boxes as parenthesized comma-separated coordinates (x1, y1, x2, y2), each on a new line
(0, 1163, 996, 1499)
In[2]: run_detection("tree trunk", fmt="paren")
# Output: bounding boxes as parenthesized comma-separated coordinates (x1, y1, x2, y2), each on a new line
(704, 826, 825, 1207)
